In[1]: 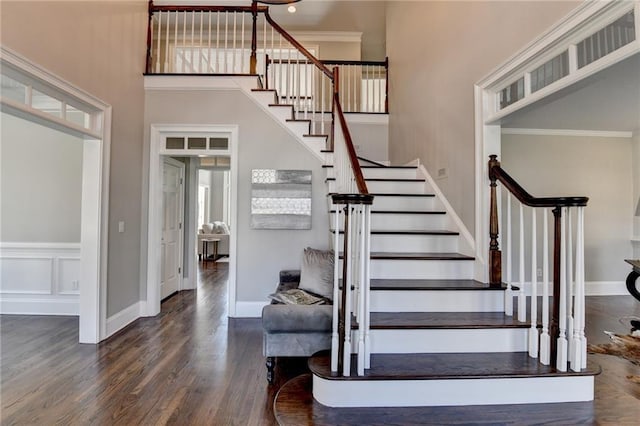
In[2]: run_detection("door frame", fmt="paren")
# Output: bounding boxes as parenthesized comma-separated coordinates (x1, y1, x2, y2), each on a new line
(146, 124, 239, 317)
(0, 47, 110, 344)
(161, 157, 185, 299)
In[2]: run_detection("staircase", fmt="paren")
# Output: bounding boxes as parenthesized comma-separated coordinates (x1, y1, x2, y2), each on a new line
(238, 74, 598, 408)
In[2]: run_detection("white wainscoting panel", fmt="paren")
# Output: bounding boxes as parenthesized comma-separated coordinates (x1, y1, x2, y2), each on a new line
(0, 242, 80, 315)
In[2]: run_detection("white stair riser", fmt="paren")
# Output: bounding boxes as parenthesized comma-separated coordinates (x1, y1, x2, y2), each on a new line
(337, 234, 459, 253)
(366, 181, 426, 194)
(356, 328, 528, 353)
(372, 196, 442, 212)
(369, 259, 474, 280)
(362, 168, 418, 180)
(252, 91, 277, 105)
(312, 375, 594, 407)
(370, 289, 503, 312)
(332, 213, 451, 231)
(324, 167, 334, 179)
(268, 106, 294, 122)
(324, 152, 334, 164)
(304, 137, 327, 153)
(286, 121, 311, 136)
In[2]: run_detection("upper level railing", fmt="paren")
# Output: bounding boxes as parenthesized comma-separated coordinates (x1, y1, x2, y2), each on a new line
(488, 155, 589, 372)
(145, 1, 373, 377)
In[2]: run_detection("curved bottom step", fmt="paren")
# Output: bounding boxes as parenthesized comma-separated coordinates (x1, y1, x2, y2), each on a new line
(274, 374, 599, 425)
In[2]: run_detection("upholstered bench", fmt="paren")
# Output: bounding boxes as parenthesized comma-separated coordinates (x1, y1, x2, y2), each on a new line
(261, 269, 333, 384)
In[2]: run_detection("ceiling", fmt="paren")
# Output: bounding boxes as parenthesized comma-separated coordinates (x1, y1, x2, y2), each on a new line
(500, 53, 640, 132)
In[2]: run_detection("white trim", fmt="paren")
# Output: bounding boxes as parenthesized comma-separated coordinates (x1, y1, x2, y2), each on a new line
(0, 242, 81, 250)
(234, 301, 269, 318)
(0, 297, 79, 316)
(290, 31, 362, 43)
(0, 47, 110, 344)
(144, 75, 251, 91)
(517, 281, 627, 296)
(105, 301, 143, 338)
(416, 164, 475, 257)
(162, 157, 186, 298)
(344, 113, 388, 125)
(501, 128, 633, 139)
(146, 124, 239, 318)
(313, 374, 594, 407)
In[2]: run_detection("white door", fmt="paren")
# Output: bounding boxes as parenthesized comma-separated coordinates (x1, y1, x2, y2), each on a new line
(161, 157, 185, 300)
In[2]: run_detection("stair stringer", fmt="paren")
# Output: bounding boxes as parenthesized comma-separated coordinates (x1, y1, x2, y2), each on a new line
(232, 77, 325, 162)
(415, 162, 476, 259)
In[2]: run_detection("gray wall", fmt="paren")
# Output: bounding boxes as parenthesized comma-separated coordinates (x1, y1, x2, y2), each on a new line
(385, 1, 580, 235)
(1, 113, 83, 242)
(143, 89, 330, 302)
(1, 0, 148, 316)
(502, 134, 634, 282)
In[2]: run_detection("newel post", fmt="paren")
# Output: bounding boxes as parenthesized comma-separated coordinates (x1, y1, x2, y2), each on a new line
(145, 0, 154, 74)
(488, 155, 502, 288)
(250, 1, 258, 74)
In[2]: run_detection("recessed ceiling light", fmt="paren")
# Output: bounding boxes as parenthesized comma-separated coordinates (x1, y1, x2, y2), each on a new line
(288, 5, 296, 13)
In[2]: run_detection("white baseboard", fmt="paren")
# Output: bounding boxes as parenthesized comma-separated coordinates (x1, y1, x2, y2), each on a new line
(106, 301, 143, 338)
(233, 301, 269, 318)
(0, 296, 79, 315)
(516, 281, 627, 296)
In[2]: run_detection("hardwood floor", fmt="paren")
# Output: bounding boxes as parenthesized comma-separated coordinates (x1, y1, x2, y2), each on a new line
(2, 267, 640, 425)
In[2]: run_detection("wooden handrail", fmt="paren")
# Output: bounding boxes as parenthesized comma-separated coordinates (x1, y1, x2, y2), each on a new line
(263, 10, 334, 79)
(150, 4, 266, 13)
(489, 156, 588, 208)
(267, 58, 388, 67)
(334, 91, 368, 195)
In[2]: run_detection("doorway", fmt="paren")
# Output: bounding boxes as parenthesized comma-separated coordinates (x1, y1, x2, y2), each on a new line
(161, 157, 185, 299)
(146, 125, 238, 317)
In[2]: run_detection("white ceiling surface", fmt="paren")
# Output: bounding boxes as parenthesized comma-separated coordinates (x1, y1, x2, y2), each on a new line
(500, 53, 640, 132)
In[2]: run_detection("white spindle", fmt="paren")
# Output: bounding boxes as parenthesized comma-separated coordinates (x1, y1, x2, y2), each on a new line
(241, 13, 245, 73)
(232, 12, 237, 73)
(540, 208, 551, 365)
(557, 208, 568, 371)
(190, 12, 195, 73)
(343, 206, 353, 376)
(263, 16, 267, 75)
(571, 207, 587, 371)
(357, 205, 366, 376)
(173, 12, 179, 73)
(155, 12, 162, 73)
(364, 204, 372, 369)
(207, 12, 212, 73)
(331, 205, 340, 373)
(296, 59, 301, 116)
(321, 74, 326, 135)
(347, 66, 351, 112)
(505, 192, 513, 316)
(224, 12, 228, 73)
(199, 12, 204, 73)
(164, 11, 170, 72)
(518, 203, 526, 322)
(567, 209, 575, 364)
(529, 208, 538, 358)
(182, 12, 187, 73)
(216, 12, 220, 73)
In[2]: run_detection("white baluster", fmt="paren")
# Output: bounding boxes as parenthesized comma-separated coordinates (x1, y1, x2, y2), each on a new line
(518, 203, 526, 322)
(343, 206, 353, 376)
(567, 209, 575, 365)
(357, 205, 366, 376)
(155, 12, 162, 73)
(164, 11, 170, 72)
(224, 12, 229, 73)
(331, 204, 340, 373)
(557, 207, 568, 371)
(321, 74, 325, 135)
(182, 12, 187, 73)
(232, 12, 237, 73)
(241, 13, 245, 73)
(263, 16, 267, 75)
(540, 208, 551, 365)
(198, 12, 204, 73)
(174, 11, 179, 73)
(364, 204, 372, 369)
(190, 12, 195, 73)
(215, 12, 220, 72)
(529, 208, 538, 358)
(207, 12, 212, 73)
(571, 207, 587, 371)
(296, 59, 301, 117)
(505, 192, 513, 316)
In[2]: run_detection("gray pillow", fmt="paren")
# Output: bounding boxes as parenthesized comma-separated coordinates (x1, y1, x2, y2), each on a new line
(298, 247, 335, 300)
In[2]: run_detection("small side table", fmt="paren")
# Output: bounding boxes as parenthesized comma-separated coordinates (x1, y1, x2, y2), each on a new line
(624, 259, 640, 303)
(202, 238, 220, 270)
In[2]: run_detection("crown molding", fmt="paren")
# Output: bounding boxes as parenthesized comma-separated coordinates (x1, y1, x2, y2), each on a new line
(501, 128, 633, 139)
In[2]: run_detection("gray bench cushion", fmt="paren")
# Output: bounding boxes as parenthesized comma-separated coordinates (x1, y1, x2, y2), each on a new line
(262, 304, 333, 332)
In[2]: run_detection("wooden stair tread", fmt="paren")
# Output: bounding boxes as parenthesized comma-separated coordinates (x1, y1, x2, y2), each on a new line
(365, 311, 531, 329)
(286, 118, 311, 123)
(365, 178, 425, 182)
(268, 103, 292, 107)
(303, 134, 328, 138)
(251, 88, 276, 92)
(369, 252, 474, 260)
(370, 278, 502, 290)
(361, 166, 417, 169)
(331, 230, 460, 236)
(330, 210, 446, 215)
(370, 193, 435, 197)
(309, 351, 600, 381)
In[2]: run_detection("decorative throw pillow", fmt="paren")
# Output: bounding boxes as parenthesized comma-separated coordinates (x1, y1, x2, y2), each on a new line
(298, 247, 334, 300)
(202, 223, 213, 234)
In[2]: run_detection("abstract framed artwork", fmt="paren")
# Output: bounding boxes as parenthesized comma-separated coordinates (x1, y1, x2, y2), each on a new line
(251, 169, 312, 229)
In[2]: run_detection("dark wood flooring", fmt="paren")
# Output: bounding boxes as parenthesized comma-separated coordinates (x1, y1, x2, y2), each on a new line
(1, 265, 640, 425)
